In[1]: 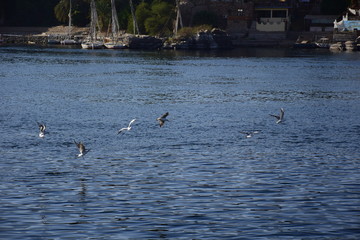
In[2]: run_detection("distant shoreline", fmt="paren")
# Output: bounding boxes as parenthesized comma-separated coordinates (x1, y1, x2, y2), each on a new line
(0, 26, 334, 49)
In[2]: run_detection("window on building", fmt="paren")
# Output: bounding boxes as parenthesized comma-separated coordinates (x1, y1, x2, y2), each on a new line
(272, 10, 287, 18)
(237, 8, 244, 16)
(257, 10, 271, 18)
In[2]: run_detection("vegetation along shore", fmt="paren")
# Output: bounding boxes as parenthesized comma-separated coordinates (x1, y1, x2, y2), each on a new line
(1, 0, 359, 50)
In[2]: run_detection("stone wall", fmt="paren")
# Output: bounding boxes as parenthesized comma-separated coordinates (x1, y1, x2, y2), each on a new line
(0, 34, 48, 45)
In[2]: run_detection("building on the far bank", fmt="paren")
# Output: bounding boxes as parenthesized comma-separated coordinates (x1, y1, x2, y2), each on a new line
(253, 1, 292, 32)
(179, 0, 294, 34)
(304, 15, 337, 32)
(332, 7, 360, 43)
(179, 0, 254, 35)
(334, 8, 360, 32)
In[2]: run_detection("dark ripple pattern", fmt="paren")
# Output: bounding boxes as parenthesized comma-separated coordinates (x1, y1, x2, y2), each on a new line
(0, 46, 360, 239)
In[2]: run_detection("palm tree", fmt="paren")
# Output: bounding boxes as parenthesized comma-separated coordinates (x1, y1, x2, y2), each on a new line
(54, 0, 70, 23)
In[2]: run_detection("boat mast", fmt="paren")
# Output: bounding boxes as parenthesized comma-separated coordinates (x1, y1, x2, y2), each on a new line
(110, 0, 120, 39)
(174, 0, 183, 36)
(89, 0, 100, 41)
(67, 0, 72, 37)
(129, 0, 140, 35)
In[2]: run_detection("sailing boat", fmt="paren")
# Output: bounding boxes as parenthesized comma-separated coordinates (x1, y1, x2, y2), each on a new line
(104, 0, 126, 49)
(163, 0, 183, 49)
(61, 0, 78, 45)
(174, 0, 183, 36)
(129, 0, 140, 35)
(81, 0, 103, 49)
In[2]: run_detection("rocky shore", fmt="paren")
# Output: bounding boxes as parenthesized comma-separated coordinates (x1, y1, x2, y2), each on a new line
(0, 26, 306, 49)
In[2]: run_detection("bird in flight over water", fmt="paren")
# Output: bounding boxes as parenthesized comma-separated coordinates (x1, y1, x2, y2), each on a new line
(270, 108, 284, 124)
(157, 112, 169, 127)
(118, 119, 136, 134)
(240, 130, 260, 138)
(74, 140, 90, 157)
(37, 122, 46, 138)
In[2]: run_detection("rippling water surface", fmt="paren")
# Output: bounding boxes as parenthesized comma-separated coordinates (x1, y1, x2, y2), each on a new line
(0, 46, 359, 239)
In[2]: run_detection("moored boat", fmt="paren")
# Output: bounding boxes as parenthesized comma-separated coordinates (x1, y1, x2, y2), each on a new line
(81, 0, 103, 49)
(61, 0, 79, 45)
(344, 40, 355, 51)
(315, 37, 330, 48)
(104, 41, 126, 49)
(81, 41, 103, 49)
(104, 0, 127, 49)
(329, 42, 344, 51)
(61, 39, 78, 45)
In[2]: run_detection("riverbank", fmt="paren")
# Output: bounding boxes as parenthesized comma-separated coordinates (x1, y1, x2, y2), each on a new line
(0, 26, 295, 48)
(0, 26, 354, 50)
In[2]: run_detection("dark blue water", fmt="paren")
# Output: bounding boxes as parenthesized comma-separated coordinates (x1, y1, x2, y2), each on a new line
(0, 46, 360, 239)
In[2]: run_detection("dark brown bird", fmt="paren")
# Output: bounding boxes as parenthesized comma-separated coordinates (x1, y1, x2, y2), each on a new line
(74, 140, 89, 157)
(270, 108, 284, 124)
(156, 112, 169, 127)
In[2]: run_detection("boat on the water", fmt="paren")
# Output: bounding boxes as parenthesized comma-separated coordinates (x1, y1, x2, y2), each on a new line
(62, 39, 78, 45)
(329, 42, 344, 51)
(315, 37, 330, 48)
(345, 40, 355, 51)
(104, 0, 127, 49)
(104, 41, 126, 49)
(81, 41, 103, 49)
(61, 0, 79, 45)
(81, 0, 103, 49)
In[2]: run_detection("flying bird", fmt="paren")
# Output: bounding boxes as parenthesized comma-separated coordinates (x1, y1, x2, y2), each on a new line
(118, 119, 136, 134)
(270, 108, 284, 124)
(240, 130, 260, 138)
(157, 112, 169, 127)
(37, 122, 46, 138)
(74, 140, 90, 157)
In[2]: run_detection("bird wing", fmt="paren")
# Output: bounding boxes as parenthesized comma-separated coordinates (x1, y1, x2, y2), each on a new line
(279, 108, 284, 120)
(118, 127, 127, 134)
(74, 140, 80, 148)
(160, 112, 169, 119)
(37, 122, 46, 131)
(269, 114, 280, 120)
(128, 119, 136, 127)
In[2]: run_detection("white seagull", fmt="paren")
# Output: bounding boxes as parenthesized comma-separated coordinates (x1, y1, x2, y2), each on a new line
(37, 122, 46, 138)
(270, 108, 284, 124)
(118, 119, 136, 134)
(74, 140, 90, 157)
(157, 112, 169, 127)
(240, 130, 260, 138)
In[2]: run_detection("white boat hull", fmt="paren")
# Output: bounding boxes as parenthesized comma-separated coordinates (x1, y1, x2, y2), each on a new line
(61, 39, 78, 45)
(104, 42, 127, 49)
(81, 42, 104, 49)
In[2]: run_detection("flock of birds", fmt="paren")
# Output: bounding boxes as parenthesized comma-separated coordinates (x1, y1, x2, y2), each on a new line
(36, 112, 172, 157)
(36, 109, 284, 158)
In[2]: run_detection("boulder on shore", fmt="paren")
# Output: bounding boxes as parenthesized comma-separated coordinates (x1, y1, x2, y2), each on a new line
(165, 28, 233, 50)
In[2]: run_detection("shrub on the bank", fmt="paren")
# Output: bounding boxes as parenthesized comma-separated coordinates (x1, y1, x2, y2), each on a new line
(176, 25, 212, 39)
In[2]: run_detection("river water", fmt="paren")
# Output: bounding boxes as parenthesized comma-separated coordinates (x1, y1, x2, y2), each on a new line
(0, 46, 359, 239)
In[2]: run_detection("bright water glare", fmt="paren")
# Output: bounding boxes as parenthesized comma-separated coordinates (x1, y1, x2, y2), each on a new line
(0, 46, 360, 239)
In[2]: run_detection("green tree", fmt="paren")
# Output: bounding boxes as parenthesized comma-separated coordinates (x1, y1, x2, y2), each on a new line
(144, 1, 174, 36)
(52, 0, 175, 34)
(96, 0, 111, 31)
(128, 1, 151, 34)
(54, 0, 69, 23)
(54, 0, 89, 27)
